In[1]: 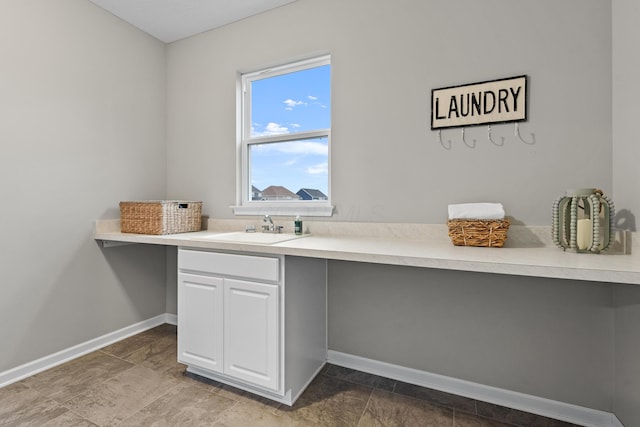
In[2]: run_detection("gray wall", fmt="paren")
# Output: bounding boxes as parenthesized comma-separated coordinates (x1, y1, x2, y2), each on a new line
(0, 0, 168, 373)
(166, 0, 612, 225)
(613, 0, 640, 228)
(612, 0, 640, 425)
(329, 262, 614, 411)
(613, 285, 640, 426)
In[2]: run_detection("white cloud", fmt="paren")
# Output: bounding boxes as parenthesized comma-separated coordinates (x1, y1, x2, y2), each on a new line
(252, 122, 289, 136)
(306, 95, 327, 109)
(279, 141, 328, 156)
(283, 99, 306, 110)
(265, 122, 288, 133)
(307, 162, 328, 175)
(252, 140, 328, 156)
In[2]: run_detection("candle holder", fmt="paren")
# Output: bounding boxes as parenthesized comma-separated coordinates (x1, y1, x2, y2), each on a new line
(552, 188, 615, 253)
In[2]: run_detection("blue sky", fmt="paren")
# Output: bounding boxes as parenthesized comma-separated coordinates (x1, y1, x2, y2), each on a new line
(250, 64, 330, 196)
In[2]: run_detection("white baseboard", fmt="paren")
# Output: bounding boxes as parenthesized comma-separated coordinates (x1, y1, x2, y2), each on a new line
(328, 350, 620, 427)
(0, 313, 176, 388)
(164, 313, 178, 325)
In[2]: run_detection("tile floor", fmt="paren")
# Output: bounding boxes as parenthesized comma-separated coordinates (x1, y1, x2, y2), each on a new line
(0, 324, 583, 426)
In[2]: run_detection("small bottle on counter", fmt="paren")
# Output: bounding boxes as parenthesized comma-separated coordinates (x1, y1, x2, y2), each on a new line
(294, 214, 303, 235)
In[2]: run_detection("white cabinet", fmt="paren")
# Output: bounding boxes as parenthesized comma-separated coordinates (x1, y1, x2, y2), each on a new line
(177, 248, 326, 405)
(177, 273, 223, 373)
(224, 278, 279, 390)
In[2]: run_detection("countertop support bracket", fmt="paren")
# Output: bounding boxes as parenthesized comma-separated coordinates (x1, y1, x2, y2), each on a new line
(98, 240, 136, 248)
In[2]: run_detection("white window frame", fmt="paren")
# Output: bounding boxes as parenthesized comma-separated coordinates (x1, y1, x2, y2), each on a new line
(232, 55, 333, 217)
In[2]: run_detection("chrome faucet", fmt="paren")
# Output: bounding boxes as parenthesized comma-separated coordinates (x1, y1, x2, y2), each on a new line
(262, 215, 283, 233)
(262, 215, 274, 232)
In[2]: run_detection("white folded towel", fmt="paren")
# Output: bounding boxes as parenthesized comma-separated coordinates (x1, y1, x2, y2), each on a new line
(448, 203, 505, 220)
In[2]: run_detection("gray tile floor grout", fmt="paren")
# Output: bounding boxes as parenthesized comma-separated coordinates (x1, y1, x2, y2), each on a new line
(0, 324, 582, 427)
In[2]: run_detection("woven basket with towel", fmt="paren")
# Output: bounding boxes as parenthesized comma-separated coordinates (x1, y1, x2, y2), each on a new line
(447, 203, 510, 247)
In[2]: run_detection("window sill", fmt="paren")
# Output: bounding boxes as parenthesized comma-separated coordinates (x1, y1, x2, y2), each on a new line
(231, 204, 334, 217)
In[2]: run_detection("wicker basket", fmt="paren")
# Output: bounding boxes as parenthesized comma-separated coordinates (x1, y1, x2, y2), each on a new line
(447, 218, 510, 247)
(119, 200, 202, 235)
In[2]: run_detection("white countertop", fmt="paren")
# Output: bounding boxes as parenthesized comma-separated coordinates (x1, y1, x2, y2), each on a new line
(94, 219, 640, 285)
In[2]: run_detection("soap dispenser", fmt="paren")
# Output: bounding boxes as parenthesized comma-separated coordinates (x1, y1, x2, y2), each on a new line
(294, 214, 303, 235)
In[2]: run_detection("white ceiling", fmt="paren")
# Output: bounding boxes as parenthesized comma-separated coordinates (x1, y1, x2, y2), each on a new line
(88, 0, 298, 43)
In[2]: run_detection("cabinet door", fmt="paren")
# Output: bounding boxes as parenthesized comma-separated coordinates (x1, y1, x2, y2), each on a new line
(223, 279, 279, 391)
(178, 272, 224, 373)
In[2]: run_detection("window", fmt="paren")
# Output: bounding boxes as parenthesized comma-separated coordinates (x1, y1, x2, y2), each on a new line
(234, 55, 332, 216)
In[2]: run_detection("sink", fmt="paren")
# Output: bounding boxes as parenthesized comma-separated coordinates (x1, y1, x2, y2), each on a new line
(199, 231, 308, 245)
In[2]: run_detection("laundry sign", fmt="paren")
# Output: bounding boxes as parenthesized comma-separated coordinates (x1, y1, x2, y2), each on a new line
(431, 75, 527, 129)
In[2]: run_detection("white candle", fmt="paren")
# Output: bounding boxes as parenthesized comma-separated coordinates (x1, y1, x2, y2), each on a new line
(577, 218, 592, 250)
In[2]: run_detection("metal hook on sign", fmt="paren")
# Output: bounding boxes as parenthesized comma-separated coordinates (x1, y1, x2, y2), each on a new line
(462, 128, 476, 148)
(488, 125, 504, 147)
(438, 129, 452, 150)
(515, 123, 535, 144)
